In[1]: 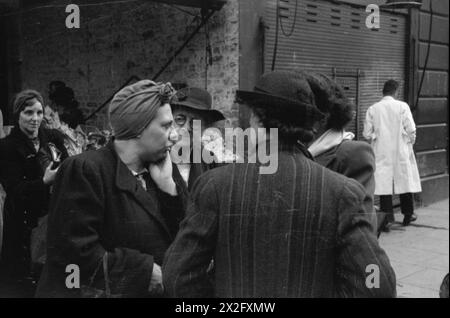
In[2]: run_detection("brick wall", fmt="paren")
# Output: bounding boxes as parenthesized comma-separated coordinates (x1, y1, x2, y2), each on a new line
(16, 0, 239, 130)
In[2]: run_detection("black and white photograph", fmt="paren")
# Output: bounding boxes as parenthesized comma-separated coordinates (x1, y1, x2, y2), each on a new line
(0, 0, 448, 302)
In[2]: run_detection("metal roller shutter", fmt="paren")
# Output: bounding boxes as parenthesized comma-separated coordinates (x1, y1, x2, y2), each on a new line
(264, 0, 407, 139)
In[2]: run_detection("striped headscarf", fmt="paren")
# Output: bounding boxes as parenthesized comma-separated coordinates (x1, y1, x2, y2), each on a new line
(108, 80, 176, 140)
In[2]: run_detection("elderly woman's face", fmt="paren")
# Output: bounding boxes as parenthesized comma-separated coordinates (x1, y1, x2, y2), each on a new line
(18, 100, 44, 137)
(172, 107, 207, 150)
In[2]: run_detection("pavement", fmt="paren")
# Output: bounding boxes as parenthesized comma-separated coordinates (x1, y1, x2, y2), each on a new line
(379, 199, 449, 298)
(1, 199, 448, 298)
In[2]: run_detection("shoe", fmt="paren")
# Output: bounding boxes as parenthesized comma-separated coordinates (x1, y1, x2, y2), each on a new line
(381, 221, 394, 232)
(403, 213, 418, 226)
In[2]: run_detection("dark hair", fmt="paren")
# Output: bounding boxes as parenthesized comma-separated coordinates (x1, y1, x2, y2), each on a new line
(59, 107, 84, 129)
(240, 97, 315, 144)
(48, 82, 84, 127)
(49, 80, 66, 92)
(50, 86, 75, 107)
(12, 89, 44, 120)
(440, 273, 449, 298)
(383, 79, 399, 96)
(305, 73, 354, 131)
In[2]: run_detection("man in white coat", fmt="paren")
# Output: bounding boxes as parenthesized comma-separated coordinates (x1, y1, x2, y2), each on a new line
(363, 80, 422, 230)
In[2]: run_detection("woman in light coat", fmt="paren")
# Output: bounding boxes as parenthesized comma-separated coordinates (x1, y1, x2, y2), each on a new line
(363, 79, 421, 227)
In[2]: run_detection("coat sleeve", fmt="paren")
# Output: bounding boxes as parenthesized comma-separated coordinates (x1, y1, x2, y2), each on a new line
(49, 128, 69, 161)
(162, 172, 218, 298)
(336, 142, 377, 232)
(0, 141, 49, 214)
(36, 129, 70, 171)
(335, 178, 396, 298)
(363, 107, 375, 142)
(46, 157, 154, 296)
(401, 103, 417, 145)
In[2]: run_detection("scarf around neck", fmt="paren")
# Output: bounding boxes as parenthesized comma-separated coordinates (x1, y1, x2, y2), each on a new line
(308, 129, 355, 157)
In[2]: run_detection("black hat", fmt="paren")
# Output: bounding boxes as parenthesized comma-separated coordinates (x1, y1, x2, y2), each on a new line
(236, 71, 325, 123)
(171, 87, 225, 123)
(301, 71, 354, 130)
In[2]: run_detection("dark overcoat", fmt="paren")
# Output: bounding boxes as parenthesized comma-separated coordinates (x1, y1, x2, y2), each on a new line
(314, 140, 377, 230)
(163, 144, 396, 298)
(36, 142, 185, 297)
(0, 126, 67, 276)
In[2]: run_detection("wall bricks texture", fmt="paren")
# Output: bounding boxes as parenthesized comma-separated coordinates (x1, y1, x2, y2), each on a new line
(17, 0, 239, 130)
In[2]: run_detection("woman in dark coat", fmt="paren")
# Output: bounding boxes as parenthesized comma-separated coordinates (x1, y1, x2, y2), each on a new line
(162, 71, 395, 298)
(0, 90, 67, 290)
(305, 72, 377, 233)
(36, 80, 186, 298)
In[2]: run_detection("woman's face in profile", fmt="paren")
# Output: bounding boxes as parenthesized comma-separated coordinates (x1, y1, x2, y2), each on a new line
(44, 105, 61, 129)
(19, 100, 44, 137)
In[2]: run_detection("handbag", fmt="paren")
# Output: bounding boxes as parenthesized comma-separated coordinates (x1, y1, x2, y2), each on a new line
(81, 252, 119, 298)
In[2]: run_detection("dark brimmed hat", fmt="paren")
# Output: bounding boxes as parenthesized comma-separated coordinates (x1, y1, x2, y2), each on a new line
(236, 71, 324, 123)
(171, 87, 225, 123)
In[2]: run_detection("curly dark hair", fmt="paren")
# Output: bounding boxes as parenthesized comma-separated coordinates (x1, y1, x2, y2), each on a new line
(304, 73, 354, 131)
(238, 97, 315, 144)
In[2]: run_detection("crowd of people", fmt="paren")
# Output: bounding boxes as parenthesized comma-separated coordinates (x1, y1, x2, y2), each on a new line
(0, 71, 425, 297)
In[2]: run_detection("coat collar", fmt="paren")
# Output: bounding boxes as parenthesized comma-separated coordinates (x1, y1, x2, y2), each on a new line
(248, 135, 314, 160)
(382, 96, 395, 101)
(9, 125, 50, 155)
(106, 142, 173, 239)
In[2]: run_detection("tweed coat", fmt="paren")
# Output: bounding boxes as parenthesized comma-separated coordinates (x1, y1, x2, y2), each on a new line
(0, 126, 68, 276)
(314, 140, 377, 231)
(36, 142, 186, 297)
(162, 145, 396, 298)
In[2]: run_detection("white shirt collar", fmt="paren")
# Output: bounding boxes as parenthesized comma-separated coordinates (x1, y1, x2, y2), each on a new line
(130, 167, 149, 177)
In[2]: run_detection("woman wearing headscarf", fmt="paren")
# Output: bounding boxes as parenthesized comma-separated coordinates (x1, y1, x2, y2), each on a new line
(36, 80, 186, 298)
(305, 72, 377, 233)
(0, 90, 68, 293)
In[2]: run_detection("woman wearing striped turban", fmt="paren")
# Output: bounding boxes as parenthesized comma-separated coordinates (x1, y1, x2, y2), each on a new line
(36, 80, 186, 298)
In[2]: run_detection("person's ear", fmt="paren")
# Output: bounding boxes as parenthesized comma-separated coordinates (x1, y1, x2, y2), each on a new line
(249, 109, 262, 129)
(317, 112, 329, 127)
